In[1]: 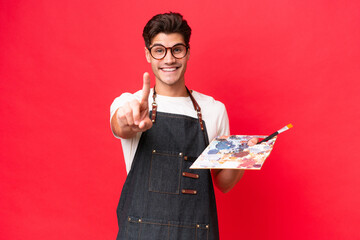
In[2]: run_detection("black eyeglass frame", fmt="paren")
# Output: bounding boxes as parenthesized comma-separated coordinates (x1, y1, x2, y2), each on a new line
(147, 43, 189, 60)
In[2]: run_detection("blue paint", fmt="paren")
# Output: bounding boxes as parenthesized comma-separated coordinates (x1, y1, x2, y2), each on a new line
(208, 149, 219, 154)
(215, 140, 235, 150)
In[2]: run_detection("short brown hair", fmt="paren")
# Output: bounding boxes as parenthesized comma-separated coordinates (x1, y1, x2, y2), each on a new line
(142, 12, 192, 49)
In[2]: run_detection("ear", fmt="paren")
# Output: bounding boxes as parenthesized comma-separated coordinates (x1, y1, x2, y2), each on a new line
(145, 47, 151, 63)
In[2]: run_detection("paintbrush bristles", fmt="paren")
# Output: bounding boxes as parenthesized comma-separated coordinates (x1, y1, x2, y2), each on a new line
(277, 124, 293, 134)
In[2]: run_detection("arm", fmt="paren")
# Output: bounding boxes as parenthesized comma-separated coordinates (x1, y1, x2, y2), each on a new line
(211, 137, 259, 193)
(110, 72, 153, 139)
(211, 169, 245, 193)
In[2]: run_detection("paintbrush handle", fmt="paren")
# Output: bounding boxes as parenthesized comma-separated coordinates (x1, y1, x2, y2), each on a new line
(257, 124, 293, 144)
(258, 132, 278, 144)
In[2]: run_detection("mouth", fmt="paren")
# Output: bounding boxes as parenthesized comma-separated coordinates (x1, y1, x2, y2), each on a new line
(160, 67, 180, 72)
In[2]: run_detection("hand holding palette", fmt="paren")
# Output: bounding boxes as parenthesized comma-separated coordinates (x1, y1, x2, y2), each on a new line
(190, 124, 293, 170)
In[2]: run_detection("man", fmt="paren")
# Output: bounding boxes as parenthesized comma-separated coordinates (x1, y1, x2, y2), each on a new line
(110, 12, 257, 240)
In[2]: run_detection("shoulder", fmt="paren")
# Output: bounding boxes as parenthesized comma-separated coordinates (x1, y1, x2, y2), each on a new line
(192, 90, 226, 112)
(191, 90, 229, 139)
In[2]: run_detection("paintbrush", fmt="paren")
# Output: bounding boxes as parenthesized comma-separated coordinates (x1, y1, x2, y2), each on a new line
(257, 124, 293, 144)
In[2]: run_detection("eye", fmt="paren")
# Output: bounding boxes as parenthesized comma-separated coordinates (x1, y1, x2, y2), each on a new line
(152, 47, 164, 54)
(173, 47, 183, 53)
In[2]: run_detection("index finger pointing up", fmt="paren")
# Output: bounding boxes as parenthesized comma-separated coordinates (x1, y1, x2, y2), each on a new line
(141, 72, 151, 104)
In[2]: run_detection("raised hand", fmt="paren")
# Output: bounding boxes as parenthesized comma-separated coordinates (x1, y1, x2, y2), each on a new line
(113, 72, 153, 138)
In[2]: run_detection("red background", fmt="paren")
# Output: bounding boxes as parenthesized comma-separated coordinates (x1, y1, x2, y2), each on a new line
(1, 0, 359, 239)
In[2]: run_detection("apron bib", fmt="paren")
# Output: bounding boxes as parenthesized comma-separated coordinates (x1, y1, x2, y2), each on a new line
(116, 89, 219, 240)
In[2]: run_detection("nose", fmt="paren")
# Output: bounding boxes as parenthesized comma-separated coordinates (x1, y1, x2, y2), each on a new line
(163, 49, 176, 64)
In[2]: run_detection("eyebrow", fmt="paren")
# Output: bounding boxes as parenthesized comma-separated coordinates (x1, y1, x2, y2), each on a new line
(150, 43, 185, 48)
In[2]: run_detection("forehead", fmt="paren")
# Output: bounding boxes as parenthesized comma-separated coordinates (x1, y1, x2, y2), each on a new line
(151, 33, 185, 46)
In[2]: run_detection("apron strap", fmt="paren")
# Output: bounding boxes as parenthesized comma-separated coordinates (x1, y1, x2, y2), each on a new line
(151, 91, 157, 123)
(186, 87, 205, 131)
(151, 86, 205, 132)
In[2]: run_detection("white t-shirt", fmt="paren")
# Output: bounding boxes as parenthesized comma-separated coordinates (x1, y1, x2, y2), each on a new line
(110, 89, 230, 173)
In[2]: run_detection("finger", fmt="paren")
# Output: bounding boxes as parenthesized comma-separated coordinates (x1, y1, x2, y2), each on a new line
(123, 102, 135, 126)
(116, 107, 128, 127)
(247, 137, 259, 146)
(139, 106, 150, 121)
(129, 99, 141, 125)
(138, 117, 153, 131)
(130, 125, 141, 132)
(141, 72, 151, 104)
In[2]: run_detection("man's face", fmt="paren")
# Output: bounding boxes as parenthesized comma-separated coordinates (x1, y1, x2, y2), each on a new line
(145, 33, 190, 89)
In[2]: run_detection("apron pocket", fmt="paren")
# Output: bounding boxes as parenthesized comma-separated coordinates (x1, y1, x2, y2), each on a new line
(126, 216, 168, 240)
(126, 216, 209, 240)
(169, 221, 209, 240)
(125, 217, 140, 239)
(195, 225, 210, 240)
(149, 150, 183, 194)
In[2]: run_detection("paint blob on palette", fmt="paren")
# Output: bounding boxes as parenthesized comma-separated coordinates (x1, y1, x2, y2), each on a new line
(190, 135, 277, 170)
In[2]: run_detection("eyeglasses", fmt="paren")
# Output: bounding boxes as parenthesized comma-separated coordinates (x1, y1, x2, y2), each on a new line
(148, 43, 189, 60)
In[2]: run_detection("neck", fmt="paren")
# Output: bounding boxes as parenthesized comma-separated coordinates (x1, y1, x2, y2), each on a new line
(154, 79, 188, 97)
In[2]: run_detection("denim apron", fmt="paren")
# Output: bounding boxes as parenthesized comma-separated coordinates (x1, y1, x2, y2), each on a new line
(116, 88, 219, 240)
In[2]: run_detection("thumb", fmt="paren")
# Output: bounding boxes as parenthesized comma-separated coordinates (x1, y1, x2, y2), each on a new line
(248, 137, 259, 146)
(138, 116, 153, 131)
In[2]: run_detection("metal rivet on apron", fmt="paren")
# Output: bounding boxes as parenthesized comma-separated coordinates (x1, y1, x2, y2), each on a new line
(138, 219, 142, 223)
(197, 224, 200, 228)
(206, 225, 209, 229)
(152, 150, 156, 153)
(179, 153, 183, 156)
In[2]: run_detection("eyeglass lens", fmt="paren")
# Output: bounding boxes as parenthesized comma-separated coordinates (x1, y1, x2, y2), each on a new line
(150, 45, 187, 59)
